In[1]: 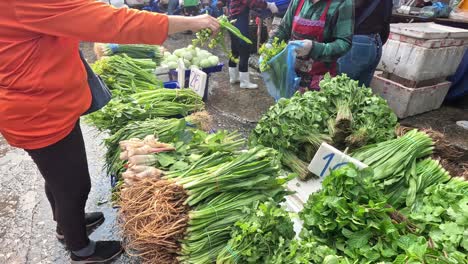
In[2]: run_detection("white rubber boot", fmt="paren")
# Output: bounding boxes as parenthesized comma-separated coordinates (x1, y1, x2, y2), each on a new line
(239, 72, 258, 89)
(229, 67, 240, 84)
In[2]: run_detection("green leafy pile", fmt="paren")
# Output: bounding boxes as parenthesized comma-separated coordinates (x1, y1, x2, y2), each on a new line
(259, 37, 287, 72)
(250, 74, 398, 179)
(408, 178, 468, 262)
(216, 201, 295, 264)
(294, 165, 458, 264)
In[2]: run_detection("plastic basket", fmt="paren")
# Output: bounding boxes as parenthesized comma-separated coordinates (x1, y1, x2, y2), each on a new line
(163, 81, 180, 89)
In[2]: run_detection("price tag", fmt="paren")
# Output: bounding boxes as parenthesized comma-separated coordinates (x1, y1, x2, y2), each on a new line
(189, 68, 207, 97)
(177, 58, 186, 87)
(308, 142, 368, 178)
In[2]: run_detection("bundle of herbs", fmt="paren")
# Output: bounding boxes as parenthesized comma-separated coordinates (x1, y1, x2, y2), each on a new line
(216, 201, 295, 264)
(407, 178, 468, 262)
(259, 37, 287, 72)
(250, 74, 397, 180)
(295, 165, 458, 264)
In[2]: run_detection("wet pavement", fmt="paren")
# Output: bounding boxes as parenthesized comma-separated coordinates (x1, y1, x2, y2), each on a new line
(1, 34, 467, 263)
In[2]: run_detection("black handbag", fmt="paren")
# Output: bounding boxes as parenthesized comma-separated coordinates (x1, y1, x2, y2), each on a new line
(80, 51, 112, 116)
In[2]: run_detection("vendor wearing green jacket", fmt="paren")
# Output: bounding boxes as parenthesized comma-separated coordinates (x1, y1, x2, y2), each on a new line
(271, 0, 354, 91)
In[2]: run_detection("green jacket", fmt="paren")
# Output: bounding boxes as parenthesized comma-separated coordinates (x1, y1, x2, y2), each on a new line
(272, 0, 354, 63)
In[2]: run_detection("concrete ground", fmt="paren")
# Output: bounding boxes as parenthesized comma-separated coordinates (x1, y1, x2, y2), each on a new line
(1, 34, 467, 263)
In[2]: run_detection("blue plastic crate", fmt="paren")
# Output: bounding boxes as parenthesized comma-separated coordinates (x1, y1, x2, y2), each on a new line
(163, 81, 180, 89)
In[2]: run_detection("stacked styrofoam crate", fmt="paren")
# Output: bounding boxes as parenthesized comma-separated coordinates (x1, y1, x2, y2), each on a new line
(372, 23, 468, 118)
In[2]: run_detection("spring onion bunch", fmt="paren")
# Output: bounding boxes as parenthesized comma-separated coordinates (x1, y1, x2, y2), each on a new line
(92, 54, 162, 96)
(259, 37, 287, 72)
(86, 89, 205, 133)
(352, 129, 452, 209)
(102, 44, 163, 62)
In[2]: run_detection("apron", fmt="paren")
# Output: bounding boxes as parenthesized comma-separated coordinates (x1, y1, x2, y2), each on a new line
(291, 0, 336, 91)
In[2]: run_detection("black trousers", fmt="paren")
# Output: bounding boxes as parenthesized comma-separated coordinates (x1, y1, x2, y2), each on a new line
(26, 122, 90, 251)
(228, 8, 251, 72)
(229, 32, 250, 72)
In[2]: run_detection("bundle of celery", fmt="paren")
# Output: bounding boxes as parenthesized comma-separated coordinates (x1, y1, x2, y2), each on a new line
(101, 44, 163, 61)
(353, 129, 451, 209)
(192, 15, 252, 62)
(86, 89, 204, 133)
(119, 146, 291, 264)
(250, 74, 398, 180)
(92, 54, 162, 96)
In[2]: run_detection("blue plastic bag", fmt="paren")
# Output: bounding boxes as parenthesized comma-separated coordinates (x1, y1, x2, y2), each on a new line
(260, 41, 302, 100)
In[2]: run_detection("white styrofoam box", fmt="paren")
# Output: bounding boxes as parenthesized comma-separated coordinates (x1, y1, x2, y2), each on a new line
(379, 39, 467, 82)
(126, 0, 151, 6)
(390, 23, 468, 39)
(380, 23, 468, 82)
(370, 73, 451, 119)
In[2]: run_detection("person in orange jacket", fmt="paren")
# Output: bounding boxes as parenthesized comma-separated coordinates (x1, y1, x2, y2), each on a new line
(0, 1, 218, 263)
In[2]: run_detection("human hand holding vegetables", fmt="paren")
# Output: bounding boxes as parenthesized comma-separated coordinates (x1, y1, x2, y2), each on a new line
(168, 14, 220, 35)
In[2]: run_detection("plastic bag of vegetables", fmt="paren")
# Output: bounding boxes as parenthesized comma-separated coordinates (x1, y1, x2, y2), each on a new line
(260, 41, 302, 100)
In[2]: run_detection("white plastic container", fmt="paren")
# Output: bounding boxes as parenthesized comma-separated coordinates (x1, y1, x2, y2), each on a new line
(379, 23, 468, 83)
(370, 73, 451, 118)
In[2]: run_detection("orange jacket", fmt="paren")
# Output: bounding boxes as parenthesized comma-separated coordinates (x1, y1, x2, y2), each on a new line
(0, 0, 169, 150)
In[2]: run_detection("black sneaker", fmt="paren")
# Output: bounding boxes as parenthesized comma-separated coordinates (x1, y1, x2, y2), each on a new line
(57, 212, 105, 240)
(70, 241, 124, 263)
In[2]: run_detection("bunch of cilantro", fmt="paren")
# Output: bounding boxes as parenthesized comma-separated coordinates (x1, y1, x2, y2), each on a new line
(408, 178, 468, 263)
(216, 201, 295, 264)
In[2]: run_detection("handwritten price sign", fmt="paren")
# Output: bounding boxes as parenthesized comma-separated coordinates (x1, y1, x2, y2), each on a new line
(189, 68, 207, 98)
(308, 143, 368, 178)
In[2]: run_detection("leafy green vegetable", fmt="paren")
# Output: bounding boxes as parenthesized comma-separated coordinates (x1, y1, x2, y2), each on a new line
(217, 201, 295, 264)
(295, 165, 458, 264)
(352, 129, 451, 209)
(250, 74, 397, 179)
(408, 178, 468, 262)
(101, 44, 163, 62)
(259, 37, 287, 72)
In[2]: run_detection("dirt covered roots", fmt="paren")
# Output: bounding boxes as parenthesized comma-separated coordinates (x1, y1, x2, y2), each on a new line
(119, 178, 189, 264)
